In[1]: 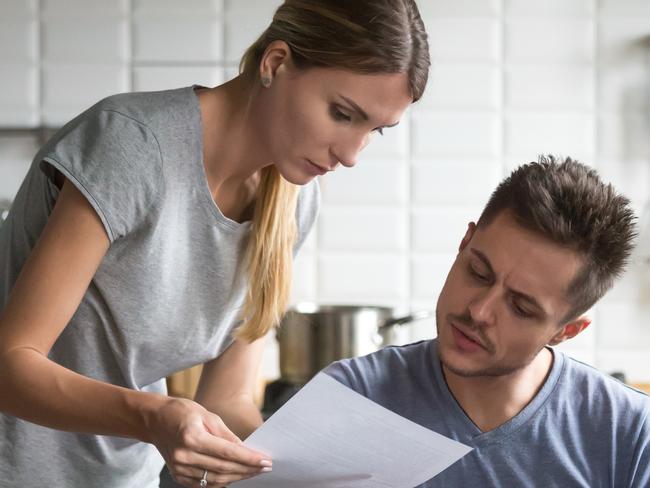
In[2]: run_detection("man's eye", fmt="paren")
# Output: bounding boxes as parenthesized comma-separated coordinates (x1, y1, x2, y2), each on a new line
(469, 266, 488, 282)
(512, 302, 533, 318)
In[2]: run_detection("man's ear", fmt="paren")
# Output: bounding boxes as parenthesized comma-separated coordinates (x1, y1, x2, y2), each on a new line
(548, 317, 591, 346)
(459, 222, 477, 252)
(259, 40, 292, 82)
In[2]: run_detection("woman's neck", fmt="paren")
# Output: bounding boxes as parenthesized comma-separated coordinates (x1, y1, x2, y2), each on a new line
(197, 76, 269, 196)
(196, 76, 268, 221)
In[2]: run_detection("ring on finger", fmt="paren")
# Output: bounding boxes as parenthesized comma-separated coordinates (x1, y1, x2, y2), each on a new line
(200, 469, 208, 488)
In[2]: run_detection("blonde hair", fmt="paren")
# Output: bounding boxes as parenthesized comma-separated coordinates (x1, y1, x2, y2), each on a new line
(236, 0, 430, 341)
(237, 168, 299, 342)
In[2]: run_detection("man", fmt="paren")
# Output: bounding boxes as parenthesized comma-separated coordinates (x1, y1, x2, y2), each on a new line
(325, 156, 649, 487)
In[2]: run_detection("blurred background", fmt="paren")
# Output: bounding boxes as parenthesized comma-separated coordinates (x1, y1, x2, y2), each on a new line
(1, 0, 649, 387)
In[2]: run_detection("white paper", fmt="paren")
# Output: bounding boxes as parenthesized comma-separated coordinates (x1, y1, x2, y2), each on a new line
(234, 373, 472, 488)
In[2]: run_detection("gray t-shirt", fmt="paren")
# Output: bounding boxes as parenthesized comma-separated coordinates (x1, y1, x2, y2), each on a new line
(325, 340, 650, 487)
(0, 86, 320, 487)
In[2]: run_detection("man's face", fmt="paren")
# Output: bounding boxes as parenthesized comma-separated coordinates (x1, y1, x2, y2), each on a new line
(435, 210, 584, 378)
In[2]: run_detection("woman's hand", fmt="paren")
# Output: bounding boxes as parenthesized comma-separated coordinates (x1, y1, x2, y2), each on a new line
(148, 397, 271, 487)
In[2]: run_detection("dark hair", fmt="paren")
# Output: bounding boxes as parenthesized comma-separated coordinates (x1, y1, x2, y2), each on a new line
(240, 0, 431, 102)
(477, 155, 637, 322)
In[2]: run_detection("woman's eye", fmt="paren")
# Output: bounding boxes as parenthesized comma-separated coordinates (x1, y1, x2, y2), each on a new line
(373, 127, 385, 136)
(331, 106, 352, 122)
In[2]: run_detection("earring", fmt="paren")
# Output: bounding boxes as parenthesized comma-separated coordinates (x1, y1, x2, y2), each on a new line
(261, 76, 272, 88)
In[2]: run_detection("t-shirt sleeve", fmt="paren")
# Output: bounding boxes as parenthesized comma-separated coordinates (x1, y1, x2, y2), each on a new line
(39, 109, 163, 242)
(323, 358, 367, 396)
(293, 178, 320, 255)
(630, 405, 650, 488)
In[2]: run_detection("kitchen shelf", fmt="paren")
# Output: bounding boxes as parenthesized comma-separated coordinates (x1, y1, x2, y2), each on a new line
(0, 127, 60, 145)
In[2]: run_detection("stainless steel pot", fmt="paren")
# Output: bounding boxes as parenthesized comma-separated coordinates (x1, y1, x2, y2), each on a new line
(276, 304, 431, 384)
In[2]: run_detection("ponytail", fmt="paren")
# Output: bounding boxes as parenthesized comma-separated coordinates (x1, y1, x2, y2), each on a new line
(235, 166, 300, 341)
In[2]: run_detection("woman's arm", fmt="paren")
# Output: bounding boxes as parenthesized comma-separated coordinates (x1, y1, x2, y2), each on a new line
(194, 336, 267, 439)
(0, 179, 270, 487)
(0, 178, 154, 435)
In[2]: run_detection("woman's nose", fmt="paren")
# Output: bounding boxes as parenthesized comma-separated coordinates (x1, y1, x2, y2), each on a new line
(332, 132, 371, 168)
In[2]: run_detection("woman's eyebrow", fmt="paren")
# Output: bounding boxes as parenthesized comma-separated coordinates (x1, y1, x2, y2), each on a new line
(337, 94, 400, 128)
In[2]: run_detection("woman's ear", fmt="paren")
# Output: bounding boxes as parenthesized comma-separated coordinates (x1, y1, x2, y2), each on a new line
(259, 40, 293, 86)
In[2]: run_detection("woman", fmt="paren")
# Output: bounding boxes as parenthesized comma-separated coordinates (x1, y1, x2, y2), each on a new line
(0, 1, 429, 486)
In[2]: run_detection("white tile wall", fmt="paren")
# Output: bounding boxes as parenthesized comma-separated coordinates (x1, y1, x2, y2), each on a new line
(0, 65, 38, 126)
(598, 20, 650, 65)
(504, 0, 595, 17)
(422, 65, 501, 110)
(133, 18, 223, 62)
(411, 207, 478, 254)
(319, 163, 408, 205)
(0, 0, 37, 16)
(0, 0, 649, 381)
(417, 0, 500, 18)
(410, 254, 455, 300)
(505, 66, 595, 110)
(505, 21, 595, 64)
(42, 65, 130, 126)
(411, 112, 500, 157)
(133, 0, 223, 15)
(290, 252, 317, 304)
(600, 0, 650, 17)
(133, 66, 225, 92)
(42, 19, 129, 63)
(598, 62, 647, 111)
(0, 19, 38, 61)
(505, 113, 595, 161)
(411, 161, 501, 205)
(599, 114, 650, 159)
(319, 206, 407, 252)
(425, 19, 501, 62)
(318, 254, 408, 305)
(0, 135, 37, 199)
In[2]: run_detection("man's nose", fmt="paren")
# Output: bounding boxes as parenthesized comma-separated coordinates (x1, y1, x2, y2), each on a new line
(468, 288, 498, 327)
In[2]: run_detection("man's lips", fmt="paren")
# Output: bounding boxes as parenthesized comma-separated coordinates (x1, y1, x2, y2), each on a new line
(451, 322, 486, 349)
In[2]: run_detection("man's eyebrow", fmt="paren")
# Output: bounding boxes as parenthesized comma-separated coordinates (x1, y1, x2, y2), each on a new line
(470, 249, 493, 274)
(338, 95, 400, 128)
(470, 249, 547, 315)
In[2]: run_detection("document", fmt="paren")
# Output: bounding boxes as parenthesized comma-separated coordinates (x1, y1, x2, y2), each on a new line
(234, 373, 472, 487)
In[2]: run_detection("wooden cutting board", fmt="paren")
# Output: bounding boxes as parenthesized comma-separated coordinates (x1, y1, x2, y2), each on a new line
(631, 383, 650, 395)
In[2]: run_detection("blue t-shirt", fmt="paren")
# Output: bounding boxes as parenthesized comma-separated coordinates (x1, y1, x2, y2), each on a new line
(324, 340, 650, 487)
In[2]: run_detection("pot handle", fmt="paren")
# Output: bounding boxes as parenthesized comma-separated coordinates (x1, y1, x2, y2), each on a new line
(380, 310, 432, 329)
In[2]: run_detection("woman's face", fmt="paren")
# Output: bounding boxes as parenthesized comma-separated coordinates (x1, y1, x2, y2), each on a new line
(255, 60, 413, 185)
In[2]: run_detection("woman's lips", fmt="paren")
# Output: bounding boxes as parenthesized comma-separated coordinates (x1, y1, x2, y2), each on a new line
(305, 159, 329, 176)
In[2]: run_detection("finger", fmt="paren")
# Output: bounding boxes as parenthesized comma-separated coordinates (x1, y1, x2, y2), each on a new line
(203, 414, 241, 444)
(196, 434, 272, 468)
(173, 469, 260, 488)
(173, 453, 268, 477)
(168, 473, 194, 488)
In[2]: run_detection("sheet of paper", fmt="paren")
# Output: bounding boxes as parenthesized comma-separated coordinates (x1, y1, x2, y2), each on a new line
(234, 372, 472, 488)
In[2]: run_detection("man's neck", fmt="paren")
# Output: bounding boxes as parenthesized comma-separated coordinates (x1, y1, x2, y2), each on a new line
(441, 348, 554, 433)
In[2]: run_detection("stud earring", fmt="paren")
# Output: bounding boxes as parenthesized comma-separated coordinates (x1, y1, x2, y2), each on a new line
(261, 76, 272, 88)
